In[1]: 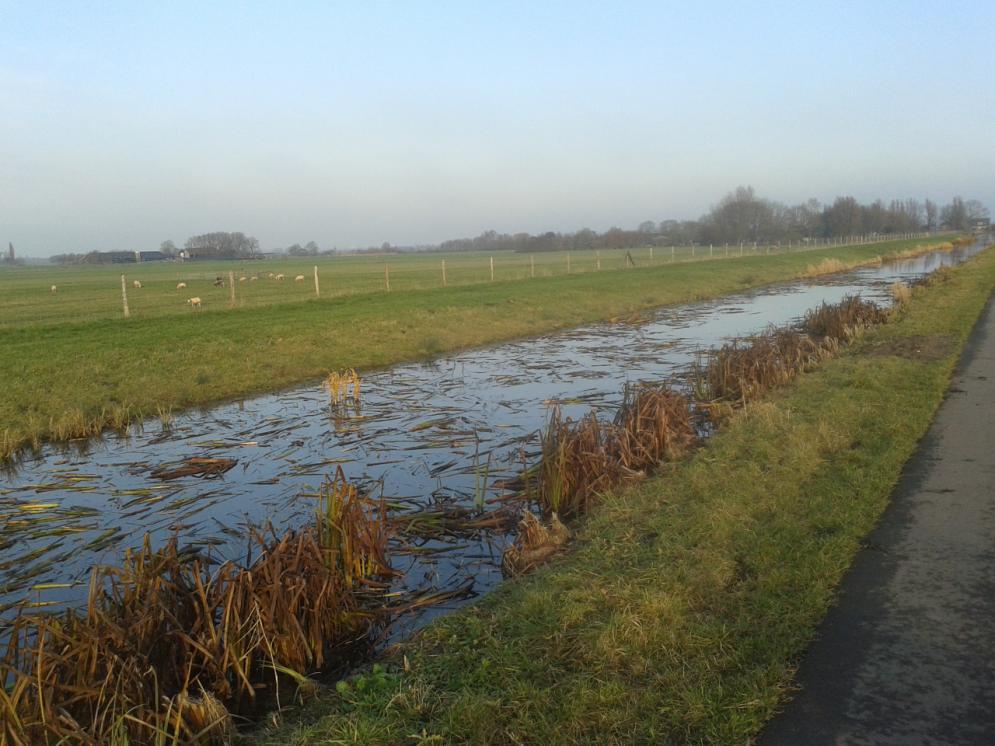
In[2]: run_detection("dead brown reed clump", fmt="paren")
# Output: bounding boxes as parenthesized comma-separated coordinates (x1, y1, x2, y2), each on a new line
(534, 385, 695, 518)
(325, 369, 361, 405)
(695, 327, 829, 404)
(0, 467, 393, 745)
(694, 296, 888, 407)
(502, 511, 571, 577)
(803, 295, 887, 341)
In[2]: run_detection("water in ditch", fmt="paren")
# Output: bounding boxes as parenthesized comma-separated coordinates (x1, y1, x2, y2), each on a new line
(0, 240, 987, 631)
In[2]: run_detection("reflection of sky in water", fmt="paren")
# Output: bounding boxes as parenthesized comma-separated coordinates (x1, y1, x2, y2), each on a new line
(0, 242, 986, 627)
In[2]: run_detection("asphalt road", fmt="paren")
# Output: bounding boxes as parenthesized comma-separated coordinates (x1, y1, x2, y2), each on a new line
(760, 291, 995, 746)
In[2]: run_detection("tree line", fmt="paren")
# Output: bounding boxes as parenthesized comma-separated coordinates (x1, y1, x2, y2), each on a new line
(49, 188, 989, 265)
(431, 189, 988, 254)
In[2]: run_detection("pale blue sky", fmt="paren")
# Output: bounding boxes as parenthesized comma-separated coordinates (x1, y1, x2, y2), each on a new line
(1, 1, 992, 254)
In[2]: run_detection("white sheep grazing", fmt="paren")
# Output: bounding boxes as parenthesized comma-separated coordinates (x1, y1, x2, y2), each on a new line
(249, 275, 258, 281)
(176, 282, 187, 290)
(132, 280, 142, 289)
(294, 274, 305, 282)
(186, 297, 202, 309)
(275, 273, 285, 280)
(50, 285, 57, 293)
(267, 272, 275, 278)
(239, 276, 247, 282)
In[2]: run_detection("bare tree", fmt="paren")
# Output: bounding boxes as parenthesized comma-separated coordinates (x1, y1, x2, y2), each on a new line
(924, 199, 938, 231)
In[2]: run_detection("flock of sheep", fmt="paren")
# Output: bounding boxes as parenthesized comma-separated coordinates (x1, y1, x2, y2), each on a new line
(47, 271, 311, 311)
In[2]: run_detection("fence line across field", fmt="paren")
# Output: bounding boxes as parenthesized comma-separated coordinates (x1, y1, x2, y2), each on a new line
(103, 231, 938, 318)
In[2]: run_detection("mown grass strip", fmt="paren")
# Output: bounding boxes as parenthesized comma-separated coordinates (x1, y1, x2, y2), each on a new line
(0, 237, 960, 461)
(252, 245, 995, 745)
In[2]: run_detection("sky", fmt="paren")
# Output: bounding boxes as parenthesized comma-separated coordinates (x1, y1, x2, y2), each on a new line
(1, 1, 993, 255)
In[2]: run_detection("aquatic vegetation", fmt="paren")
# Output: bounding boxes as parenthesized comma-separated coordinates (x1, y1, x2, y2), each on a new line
(535, 384, 696, 518)
(150, 457, 238, 480)
(803, 294, 888, 341)
(0, 468, 393, 745)
(693, 295, 888, 408)
(693, 327, 827, 405)
(325, 369, 361, 405)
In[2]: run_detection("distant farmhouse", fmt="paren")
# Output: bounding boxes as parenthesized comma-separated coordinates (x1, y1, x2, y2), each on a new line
(82, 250, 169, 264)
(972, 217, 990, 234)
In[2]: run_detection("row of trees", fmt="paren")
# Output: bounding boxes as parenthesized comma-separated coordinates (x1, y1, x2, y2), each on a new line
(431, 189, 988, 254)
(47, 189, 989, 264)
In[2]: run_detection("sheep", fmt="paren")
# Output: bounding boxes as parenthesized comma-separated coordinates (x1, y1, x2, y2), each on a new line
(239, 276, 247, 282)
(294, 274, 305, 282)
(249, 275, 258, 281)
(132, 280, 142, 289)
(186, 297, 202, 309)
(267, 272, 275, 278)
(176, 282, 187, 290)
(50, 285, 57, 293)
(213, 276, 225, 288)
(275, 273, 285, 280)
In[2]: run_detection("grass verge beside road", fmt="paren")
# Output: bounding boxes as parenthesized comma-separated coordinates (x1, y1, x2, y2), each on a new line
(0, 236, 961, 460)
(252, 245, 995, 744)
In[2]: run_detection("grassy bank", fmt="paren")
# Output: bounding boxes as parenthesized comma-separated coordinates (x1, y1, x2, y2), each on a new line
(0, 236, 960, 460)
(253, 245, 995, 744)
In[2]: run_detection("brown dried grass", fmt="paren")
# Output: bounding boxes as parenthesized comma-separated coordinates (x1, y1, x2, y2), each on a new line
(0, 467, 392, 745)
(803, 295, 888, 341)
(695, 296, 887, 407)
(535, 385, 695, 518)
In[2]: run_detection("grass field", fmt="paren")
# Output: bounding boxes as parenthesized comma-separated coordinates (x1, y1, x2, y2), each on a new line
(0, 238, 930, 329)
(0, 236, 957, 460)
(251, 244, 995, 745)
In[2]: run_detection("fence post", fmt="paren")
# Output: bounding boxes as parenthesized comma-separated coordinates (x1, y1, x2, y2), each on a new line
(566, 252, 571, 274)
(596, 250, 601, 271)
(530, 254, 535, 279)
(709, 244, 713, 257)
(442, 259, 447, 287)
(671, 245, 675, 262)
(490, 256, 494, 281)
(649, 246, 653, 262)
(384, 263, 391, 292)
(313, 266, 320, 298)
(692, 244, 695, 258)
(229, 270, 236, 306)
(120, 274, 130, 318)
